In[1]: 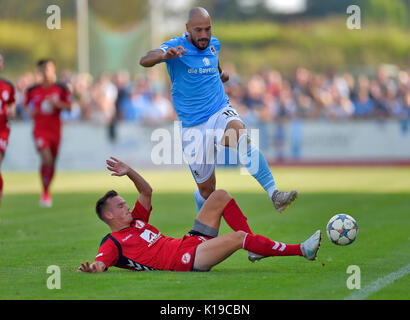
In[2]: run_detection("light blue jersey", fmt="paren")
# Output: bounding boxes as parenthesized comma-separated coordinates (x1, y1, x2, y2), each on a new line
(158, 33, 230, 127)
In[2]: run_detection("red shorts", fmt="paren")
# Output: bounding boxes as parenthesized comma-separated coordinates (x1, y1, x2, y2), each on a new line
(34, 132, 60, 157)
(0, 128, 10, 154)
(169, 235, 210, 272)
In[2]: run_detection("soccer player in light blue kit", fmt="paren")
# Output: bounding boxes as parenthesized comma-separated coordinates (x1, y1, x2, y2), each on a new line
(140, 8, 297, 225)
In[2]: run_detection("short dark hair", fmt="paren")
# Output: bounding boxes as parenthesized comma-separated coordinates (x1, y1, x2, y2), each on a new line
(95, 190, 118, 222)
(37, 58, 54, 68)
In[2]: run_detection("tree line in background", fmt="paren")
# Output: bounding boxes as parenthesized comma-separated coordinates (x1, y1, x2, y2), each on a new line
(0, 0, 408, 79)
(1, 0, 407, 27)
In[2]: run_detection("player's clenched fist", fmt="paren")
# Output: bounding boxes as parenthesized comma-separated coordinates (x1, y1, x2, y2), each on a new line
(164, 46, 186, 60)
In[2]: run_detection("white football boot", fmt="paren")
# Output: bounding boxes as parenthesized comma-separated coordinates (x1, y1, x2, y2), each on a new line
(300, 230, 322, 261)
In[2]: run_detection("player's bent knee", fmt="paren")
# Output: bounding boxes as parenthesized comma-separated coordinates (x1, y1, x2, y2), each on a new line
(211, 189, 232, 204)
(235, 230, 247, 239)
(229, 231, 247, 248)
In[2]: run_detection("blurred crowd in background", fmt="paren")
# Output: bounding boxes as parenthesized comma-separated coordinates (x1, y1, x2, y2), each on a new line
(13, 63, 410, 127)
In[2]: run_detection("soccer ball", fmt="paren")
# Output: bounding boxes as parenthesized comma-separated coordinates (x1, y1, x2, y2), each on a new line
(326, 214, 359, 246)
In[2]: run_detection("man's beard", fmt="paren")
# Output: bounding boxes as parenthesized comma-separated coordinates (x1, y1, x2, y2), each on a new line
(191, 36, 210, 50)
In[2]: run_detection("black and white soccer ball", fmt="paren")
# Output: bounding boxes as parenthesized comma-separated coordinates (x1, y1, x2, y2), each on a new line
(326, 214, 359, 246)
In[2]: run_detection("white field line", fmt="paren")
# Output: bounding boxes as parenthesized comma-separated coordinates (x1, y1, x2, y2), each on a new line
(344, 263, 410, 300)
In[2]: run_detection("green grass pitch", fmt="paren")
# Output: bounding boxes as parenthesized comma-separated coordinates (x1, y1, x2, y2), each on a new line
(0, 167, 409, 300)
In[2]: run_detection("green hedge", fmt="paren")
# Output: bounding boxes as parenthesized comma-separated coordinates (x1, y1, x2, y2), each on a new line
(0, 20, 77, 79)
(213, 18, 410, 75)
(0, 17, 409, 80)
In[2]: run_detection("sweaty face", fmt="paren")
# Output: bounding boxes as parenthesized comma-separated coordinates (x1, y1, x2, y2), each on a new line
(187, 17, 212, 50)
(106, 196, 132, 226)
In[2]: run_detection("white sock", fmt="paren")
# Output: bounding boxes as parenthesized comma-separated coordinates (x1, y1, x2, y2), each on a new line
(194, 189, 206, 212)
(267, 185, 278, 198)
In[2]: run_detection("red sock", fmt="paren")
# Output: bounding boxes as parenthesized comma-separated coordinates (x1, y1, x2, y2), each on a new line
(243, 233, 303, 257)
(40, 165, 54, 194)
(223, 199, 254, 234)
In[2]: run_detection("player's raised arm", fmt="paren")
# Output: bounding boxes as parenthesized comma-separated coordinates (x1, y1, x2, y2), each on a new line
(106, 157, 152, 210)
(139, 46, 186, 68)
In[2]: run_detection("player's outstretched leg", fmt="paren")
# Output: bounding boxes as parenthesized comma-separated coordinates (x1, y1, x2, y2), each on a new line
(193, 229, 321, 271)
(247, 230, 322, 262)
(39, 148, 55, 207)
(236, 133, 298, 213)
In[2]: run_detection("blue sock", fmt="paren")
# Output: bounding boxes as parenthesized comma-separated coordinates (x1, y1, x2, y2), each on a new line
(237, 134, 277, 198)
(194, 189, 206, 212)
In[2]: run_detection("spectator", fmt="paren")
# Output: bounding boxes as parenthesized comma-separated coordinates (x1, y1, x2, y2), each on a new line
(142, 90, 175, 125)
(15, 72, 36, 120)
(6, 63, 408, 127)
(353, 75, 374, 118)
(90, 73, 118, 125)
(384, 82, 404, 119)
(71, 72, 93, 121)
(121, 75, 151, 122)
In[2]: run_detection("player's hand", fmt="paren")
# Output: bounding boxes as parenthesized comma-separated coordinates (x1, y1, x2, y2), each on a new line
(164, 46, 186, 60)
(106, 156, 130, 177)
(77, 261, 96, 273)
(49, 95, 61, 108)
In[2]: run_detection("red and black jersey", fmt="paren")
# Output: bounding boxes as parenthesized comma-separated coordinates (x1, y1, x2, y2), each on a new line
(24, 82, 71, 135)
(0, 77, 15, 131)
(95, 200, 196, 271)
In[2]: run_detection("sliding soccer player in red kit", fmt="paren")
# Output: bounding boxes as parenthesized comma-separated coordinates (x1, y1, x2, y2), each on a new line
(24, 59, 71, 207)
(0, 52, 16, 206)
(77, 157, 321, 273)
